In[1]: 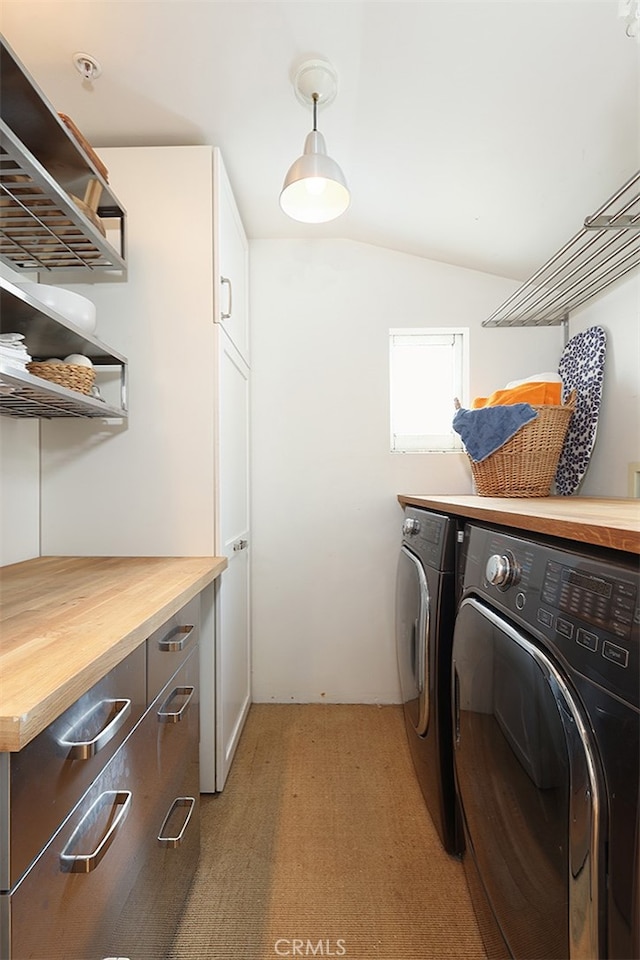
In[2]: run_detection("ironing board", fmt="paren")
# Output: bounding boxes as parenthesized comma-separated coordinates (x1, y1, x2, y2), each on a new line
(555, 326, 607, 496)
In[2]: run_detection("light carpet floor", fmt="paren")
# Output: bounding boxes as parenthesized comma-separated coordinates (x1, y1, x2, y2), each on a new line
(170, 703, 488, 960)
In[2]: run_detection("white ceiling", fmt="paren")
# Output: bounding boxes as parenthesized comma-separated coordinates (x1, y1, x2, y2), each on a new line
(1, 1, 638, 280)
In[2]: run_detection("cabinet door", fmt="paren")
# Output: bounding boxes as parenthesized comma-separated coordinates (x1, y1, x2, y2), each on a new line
(40, 145, 217, 557)
(216, 542, 250, 791)
(215, 328, 251, 791)
(216, 151, 249, 363)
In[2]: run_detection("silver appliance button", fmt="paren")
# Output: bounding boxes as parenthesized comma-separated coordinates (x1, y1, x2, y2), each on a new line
(556, 617, 574, 639)
(576, 628, 598, 652)
(485, 552, 520, 588)
(402, 517, 420, 536)
(537, 608, 553, 627)
(602, 641, 629, 668)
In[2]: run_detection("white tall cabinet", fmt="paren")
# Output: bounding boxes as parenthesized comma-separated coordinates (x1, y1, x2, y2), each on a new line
(212, 157, 251, 791)
(40, 145, 250, 792)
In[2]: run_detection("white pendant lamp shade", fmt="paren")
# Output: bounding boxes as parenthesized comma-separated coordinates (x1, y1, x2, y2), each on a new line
(279, 59, 350, 224)
(280, 130, 350, 223)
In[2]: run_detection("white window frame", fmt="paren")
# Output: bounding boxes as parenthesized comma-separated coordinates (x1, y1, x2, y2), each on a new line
(389, 327, 468, 453)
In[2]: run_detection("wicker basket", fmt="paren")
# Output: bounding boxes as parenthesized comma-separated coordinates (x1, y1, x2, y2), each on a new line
(27, 361, 95, 395)
(466, 393, 575, 498)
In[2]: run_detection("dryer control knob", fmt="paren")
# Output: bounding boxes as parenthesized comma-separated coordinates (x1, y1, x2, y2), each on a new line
(402, 517, 420, 536)
(486, 553, 519, 588)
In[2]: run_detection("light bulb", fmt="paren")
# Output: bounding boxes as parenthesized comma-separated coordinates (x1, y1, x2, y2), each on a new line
(304, 178, 328, 197)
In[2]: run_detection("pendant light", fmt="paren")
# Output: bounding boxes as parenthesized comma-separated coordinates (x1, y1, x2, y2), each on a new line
(279, 59, 350, 224)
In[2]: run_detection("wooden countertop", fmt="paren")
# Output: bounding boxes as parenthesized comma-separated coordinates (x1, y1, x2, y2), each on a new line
(0, 555, 227, 752)
(397, 495, 640, 555)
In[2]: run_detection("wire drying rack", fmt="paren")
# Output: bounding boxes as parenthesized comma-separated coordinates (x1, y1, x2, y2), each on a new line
(482, 170, 640, 328)
(0, 34, 127, 276)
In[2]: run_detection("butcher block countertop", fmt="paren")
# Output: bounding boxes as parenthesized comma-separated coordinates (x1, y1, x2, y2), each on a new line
(0, 555, 227, 752)
(397, 495, 640, 555)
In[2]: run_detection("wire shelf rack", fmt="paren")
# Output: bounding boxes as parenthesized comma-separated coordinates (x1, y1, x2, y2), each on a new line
(482, 170, 640, 327)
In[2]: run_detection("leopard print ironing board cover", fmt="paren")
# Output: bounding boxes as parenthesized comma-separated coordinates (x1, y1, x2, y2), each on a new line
(555, 325, 607, 496)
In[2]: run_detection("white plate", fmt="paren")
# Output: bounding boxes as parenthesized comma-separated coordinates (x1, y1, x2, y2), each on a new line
(15, 282, 97, 334)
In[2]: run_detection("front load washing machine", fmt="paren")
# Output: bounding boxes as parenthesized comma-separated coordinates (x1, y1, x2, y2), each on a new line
(395, 506, 464, 856)
(452, 523, 639, 959)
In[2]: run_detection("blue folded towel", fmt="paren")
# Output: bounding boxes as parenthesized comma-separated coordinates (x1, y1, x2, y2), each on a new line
(452, 403, 538, 462)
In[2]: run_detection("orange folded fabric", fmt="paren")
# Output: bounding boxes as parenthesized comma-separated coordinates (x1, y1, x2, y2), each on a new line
(472, 381, 563, 409)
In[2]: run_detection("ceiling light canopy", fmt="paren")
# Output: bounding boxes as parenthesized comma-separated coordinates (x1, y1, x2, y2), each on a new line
(279, 59, 350, 224)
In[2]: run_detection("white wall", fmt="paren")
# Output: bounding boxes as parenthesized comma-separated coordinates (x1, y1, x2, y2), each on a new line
(249, 239, 562, 704)
(0, 262, 40, 565)
(0, 418, 40, 564)
(566, 273, 639, 497)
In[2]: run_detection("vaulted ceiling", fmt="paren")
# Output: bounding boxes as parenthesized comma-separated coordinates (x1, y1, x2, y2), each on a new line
(1, 1, 638, 280)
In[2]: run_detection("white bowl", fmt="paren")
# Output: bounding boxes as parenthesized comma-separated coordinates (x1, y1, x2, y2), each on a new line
(64, 354, 94, 367)
(16, 282, 97, 334)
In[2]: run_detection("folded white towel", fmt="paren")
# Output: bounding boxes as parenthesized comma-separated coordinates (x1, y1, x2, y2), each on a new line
(0, 341, 31, 370)
(0, 356, 29, 369)
(0, 333, 25, 344)
(506, 372, 563, 388)
(0, 345, 30, 359)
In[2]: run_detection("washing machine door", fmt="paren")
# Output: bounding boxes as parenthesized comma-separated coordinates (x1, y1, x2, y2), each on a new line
(452, 597, 602, 960)
(396, 546, 429, 735)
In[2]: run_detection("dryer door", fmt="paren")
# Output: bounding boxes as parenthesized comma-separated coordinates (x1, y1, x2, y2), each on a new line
(452, 597, 602, 960)
(395, 546, 429, 735)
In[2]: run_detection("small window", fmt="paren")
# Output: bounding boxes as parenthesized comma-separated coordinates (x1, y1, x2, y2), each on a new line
(389, 328, 468, 452)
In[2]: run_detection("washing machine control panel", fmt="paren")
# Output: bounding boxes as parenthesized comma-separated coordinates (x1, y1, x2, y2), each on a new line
(541, 561, 635, 642)
(465, 524, 639, 708)
(401, 508, 456, 571)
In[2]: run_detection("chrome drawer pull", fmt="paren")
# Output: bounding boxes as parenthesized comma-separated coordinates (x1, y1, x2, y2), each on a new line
(158, 624, 194, 652)
(157, 797, 195, 847)
(60, 790, 131, 873)
(59, 699, 132, 759)
(157, 686, 194, 723)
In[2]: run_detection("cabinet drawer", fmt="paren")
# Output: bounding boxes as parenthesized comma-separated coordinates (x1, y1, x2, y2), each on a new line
(1, 649, 199, 960)
(111, 649, 200, 958)
(1, 643, 146, 891)
(2, 742, 150, 959)
(147, 594, 200, 704)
